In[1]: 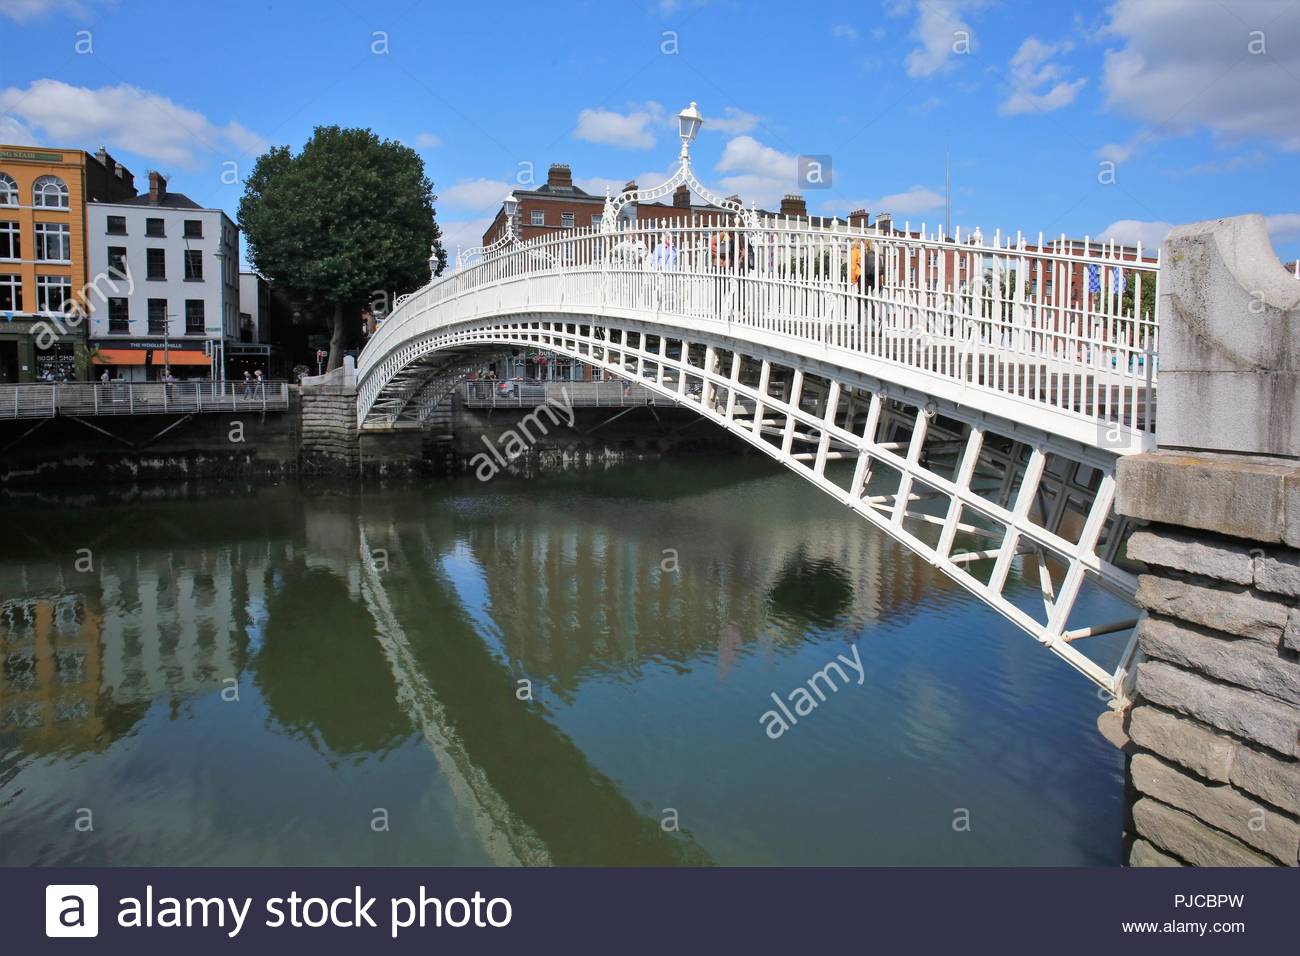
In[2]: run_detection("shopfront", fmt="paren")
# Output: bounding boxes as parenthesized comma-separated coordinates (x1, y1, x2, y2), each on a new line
(90, 340, 211, 381)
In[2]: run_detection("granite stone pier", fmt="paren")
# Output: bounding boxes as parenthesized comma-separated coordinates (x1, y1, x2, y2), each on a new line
(1114, 214, 1299, 867)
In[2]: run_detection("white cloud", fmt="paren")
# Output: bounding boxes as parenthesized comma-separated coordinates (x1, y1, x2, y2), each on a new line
(704, 106, 761, 135)
(714, 135, 799, 208)
(1099, 219, 1172, 249)
(850, 185, 945, 215)
(1096, 139, 1139, 164)
(1102, 0, 1300, 151)
(413, 132, 442, 149)
(573, 102, 664, 149)
(0, 0, 87, 21)
(1187, 152, 1266, 174)
(998, 36, 1086, 115)
(0, 114, 36, 145)
(439, 178, 513, 212)
(911, 96, 942, 115)
(1266, 213, 1300, 243)
(832, 24, 858, 41)
(901, 0, 982, 78)
(1099, 214, 1300, 251)
(441, 217, 498, 266)
(0, 79, 267, 167)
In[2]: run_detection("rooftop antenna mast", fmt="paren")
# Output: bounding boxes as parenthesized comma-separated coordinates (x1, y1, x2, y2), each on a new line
(944, 130, 951, 238)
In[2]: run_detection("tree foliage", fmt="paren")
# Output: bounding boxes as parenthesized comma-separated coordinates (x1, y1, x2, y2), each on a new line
(238, 125, 446, 368)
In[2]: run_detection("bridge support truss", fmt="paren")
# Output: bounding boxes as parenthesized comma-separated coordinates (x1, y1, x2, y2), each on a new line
(361, 313, 1141, 699)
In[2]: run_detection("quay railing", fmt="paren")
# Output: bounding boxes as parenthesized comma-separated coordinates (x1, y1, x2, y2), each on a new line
(0, 380, 291, 420)
(362, 213, 1162, 448)
(461, 379, 673, 408)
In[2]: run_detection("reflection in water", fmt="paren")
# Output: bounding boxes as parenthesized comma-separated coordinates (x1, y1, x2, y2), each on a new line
(767, 549, 855, 630)
(0, 460, 1127, 865)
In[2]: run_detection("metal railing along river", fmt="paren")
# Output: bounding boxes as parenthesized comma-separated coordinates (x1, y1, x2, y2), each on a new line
(461, 379, 673, 408)
(0, 380, 291, 420)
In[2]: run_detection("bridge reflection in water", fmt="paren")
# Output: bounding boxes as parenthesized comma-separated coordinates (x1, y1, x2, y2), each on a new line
(0, 463, 1126, 865)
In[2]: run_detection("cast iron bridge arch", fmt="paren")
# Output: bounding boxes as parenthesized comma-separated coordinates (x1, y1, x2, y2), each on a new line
(356, 216, 1161, 702)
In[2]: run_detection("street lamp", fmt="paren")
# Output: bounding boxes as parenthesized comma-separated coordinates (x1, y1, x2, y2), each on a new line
(677, 101, 703, 159)
(601, 100, 752, 232)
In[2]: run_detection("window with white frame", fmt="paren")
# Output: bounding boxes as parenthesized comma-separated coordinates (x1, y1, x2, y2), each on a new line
(34, 221, 71, 261)
(0, 221, 18, 259)
(0, 173, 17, 206)
(561, 212, 575, 229)
(531, 210, 544, 226)
(0, 274, 21, 311)
(32, 176, 69, 208)
(35, 275, 72, 313)
(591, 214, 602, 227)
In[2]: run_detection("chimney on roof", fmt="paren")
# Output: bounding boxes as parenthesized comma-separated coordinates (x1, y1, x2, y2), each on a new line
(547, 163, 572, 188)
(848, 208, 870, 228)
(95, 146, 109, 167)
(622, 179, 638, 194)
(779, 194, 807, 217)
(673, 184, 691, 208)
(875, 213, 893, 236)
(148, 170, 167, 204)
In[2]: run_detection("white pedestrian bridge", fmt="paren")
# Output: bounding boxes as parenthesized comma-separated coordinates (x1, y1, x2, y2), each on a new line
(358, 213, 1160, 702)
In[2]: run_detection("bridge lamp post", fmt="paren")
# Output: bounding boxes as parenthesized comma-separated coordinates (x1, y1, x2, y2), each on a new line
(601, 101, 752, 231)
(677, 100, 703, 162)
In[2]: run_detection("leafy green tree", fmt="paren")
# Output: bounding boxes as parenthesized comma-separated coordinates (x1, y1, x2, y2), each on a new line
(239, 126, 446, 370)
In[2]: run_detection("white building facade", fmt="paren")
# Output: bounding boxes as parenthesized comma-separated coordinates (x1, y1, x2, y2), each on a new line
(86, 172, 239, 380)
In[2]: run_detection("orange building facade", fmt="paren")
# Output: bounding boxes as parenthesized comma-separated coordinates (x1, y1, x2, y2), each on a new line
(0, 144, 136, 381)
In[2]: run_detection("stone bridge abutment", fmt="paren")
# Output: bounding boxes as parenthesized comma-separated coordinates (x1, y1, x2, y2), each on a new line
(1113, 215, 1299, 867)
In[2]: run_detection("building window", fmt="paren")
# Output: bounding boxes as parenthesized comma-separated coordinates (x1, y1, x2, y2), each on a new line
(34, 222, 71, 261)
(531, 210, 544, 226)
(0, 173, 17, 206)
(147, 298, 168, 334)
(184, 219, 203, 238)
(561, 212, 575, 229)
(145, 217, 166, 237)
(32, 176, 69, 208)
(0, 221, 18, 259)
(36, 275, 72, 313)
(591, 214, 602, 227)
(107, 297, 129, 333)
(184, 299, 205, 334)
(0, 274, 21, 311)
(146, 248, 166, 280)
(106, 215, 127, 235)
(107, 246, 127, 278)
(184, 249, 203, 281)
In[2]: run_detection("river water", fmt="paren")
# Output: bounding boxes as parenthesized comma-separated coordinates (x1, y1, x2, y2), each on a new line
(0, 459, 1127, 865)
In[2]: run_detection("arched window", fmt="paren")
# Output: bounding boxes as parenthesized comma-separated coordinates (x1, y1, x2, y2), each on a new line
(33, 175, 69, 208)
(0, 173, 17, 205)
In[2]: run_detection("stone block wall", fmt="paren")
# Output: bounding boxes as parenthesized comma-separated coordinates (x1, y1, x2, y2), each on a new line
(300, 384, 360, 475)
(1113, 214, 1300, 867)
(1115, 506, 1300, 866)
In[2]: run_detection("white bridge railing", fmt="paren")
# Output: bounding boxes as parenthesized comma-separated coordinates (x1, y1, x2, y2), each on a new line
(361, 215, 1160, 447)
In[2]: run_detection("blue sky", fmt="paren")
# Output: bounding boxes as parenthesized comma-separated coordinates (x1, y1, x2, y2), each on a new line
(2, 0, 1298, 266)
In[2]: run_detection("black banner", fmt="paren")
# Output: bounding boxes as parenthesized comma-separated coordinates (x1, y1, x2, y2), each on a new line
(2, 866, 1291, 952)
